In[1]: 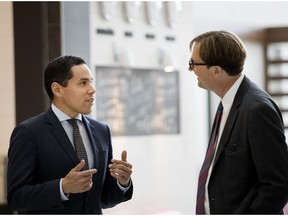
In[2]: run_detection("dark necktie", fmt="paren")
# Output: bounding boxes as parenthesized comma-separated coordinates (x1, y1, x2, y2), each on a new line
(68, 119, 89, 170)
(196, 102, 223, 214)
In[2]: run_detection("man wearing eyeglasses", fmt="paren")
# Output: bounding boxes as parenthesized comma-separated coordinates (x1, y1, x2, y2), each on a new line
(189, 30, 288, 214)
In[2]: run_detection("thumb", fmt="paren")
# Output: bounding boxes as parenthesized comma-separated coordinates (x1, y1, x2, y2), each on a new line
(121, 150, 127, 162)
(73, 159, 85, 171)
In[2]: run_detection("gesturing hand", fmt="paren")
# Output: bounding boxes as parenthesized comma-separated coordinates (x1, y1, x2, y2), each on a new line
(108, 150, 133, 186)
(62, 160, 97, 194)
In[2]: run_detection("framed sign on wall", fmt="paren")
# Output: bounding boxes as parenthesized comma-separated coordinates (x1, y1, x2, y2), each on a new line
(95, 66, 180, 136)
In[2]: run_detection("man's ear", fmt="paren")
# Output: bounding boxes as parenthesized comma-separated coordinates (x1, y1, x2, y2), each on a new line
(214, 66, 222, 78)
(51, 82, 62, 97)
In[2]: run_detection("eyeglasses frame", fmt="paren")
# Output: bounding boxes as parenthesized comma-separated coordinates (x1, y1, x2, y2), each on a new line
(189, 59, 207, 70)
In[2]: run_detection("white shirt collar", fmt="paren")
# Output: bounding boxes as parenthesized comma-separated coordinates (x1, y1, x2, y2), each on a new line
(51, 104, 82, 122)
(222, 73, 244, 110)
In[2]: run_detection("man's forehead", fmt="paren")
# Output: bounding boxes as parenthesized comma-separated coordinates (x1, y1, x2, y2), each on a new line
(191, 41, 201, 51)
(191, 42, 201, 58)
(70, 65, 94, 79)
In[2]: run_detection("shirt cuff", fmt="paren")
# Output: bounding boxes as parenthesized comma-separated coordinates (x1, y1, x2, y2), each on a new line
(60, 178, 69, 201)
(117, 179, 131, 193)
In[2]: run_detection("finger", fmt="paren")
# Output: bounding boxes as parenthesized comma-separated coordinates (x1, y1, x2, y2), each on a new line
(81, 179, 93, 192)
(109, 160, 132, 169)
(89, 179, 93, 188)
(110, 164, 132, 177)
(81, 175, 94, 185)
(110, 171, 125, 179)
(73, 160, 85, 172)
(121, 150, 127, 162)
(114, 163, 132, 173)
(77, 173, 94, 189)
(81, 168, 97, 176)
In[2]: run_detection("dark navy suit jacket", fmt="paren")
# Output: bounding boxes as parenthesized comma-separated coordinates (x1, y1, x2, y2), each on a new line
(208, 76, 288, 214)
(7, 107, 133, 214)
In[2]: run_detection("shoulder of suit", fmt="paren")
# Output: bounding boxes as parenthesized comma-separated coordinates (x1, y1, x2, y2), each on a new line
(82, 115, 108, 128)
(15, 112, 47, 131)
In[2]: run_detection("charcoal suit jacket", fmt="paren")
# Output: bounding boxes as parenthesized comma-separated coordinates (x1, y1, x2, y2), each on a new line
(208, 76, 288, 214)
(7, 107, 133, 214)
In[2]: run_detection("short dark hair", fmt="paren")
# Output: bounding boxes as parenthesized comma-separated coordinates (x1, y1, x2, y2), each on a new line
(189, 30, 247, 76)
(44, 55, 86, 100)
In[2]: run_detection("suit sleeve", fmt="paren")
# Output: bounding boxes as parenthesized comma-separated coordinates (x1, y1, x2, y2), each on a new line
(100, 124, 133, 208)
(248, 101, 288, 213)
(7, 124, 64, 211)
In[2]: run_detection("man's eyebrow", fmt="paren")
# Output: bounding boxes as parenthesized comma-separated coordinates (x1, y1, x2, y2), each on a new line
(78, 77, 93, 81)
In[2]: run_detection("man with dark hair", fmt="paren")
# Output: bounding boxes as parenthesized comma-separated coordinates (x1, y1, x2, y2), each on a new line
(189, 30, 288, 214)
(7, 55, 133, 214)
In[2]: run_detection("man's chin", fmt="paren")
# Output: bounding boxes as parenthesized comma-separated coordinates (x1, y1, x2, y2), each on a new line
(198, 83, 209, 91)
(81, 109, 92, 115)
(198, 82, 205, 89)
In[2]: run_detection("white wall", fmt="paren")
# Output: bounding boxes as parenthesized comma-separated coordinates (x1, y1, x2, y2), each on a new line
(61, 1, 287, 214)
(89, 2, 208, 214)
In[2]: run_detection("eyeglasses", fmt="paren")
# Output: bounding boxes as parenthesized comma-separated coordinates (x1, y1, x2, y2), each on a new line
(189, 59, 207, 70)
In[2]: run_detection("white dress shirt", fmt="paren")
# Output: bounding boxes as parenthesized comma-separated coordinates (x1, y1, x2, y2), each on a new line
(51, 104, 94, 168)
(204, 73, 244, 214)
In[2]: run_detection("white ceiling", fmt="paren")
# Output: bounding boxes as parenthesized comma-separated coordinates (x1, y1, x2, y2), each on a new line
(186, 1, 288, 37)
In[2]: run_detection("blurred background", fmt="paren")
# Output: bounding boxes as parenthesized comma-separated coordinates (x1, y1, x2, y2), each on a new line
(1, 1, 288, 214)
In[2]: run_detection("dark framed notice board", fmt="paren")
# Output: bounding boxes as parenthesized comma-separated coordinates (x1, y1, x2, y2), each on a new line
(95, 66, 180, 136)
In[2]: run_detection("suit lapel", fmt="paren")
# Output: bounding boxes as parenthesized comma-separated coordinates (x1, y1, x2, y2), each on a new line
(213, 106, 239, 168)
(82, 116, 105, 171)
(46, 108, 79, 165)
(212, 76, 251, 169)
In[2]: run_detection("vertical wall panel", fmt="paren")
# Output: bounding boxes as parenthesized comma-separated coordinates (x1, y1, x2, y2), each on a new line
(13, 2, 61, 124)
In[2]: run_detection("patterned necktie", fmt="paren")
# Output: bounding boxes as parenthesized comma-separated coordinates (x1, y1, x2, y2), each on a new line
(196, 102, 223, 214)
(68, 119, 89, 170)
